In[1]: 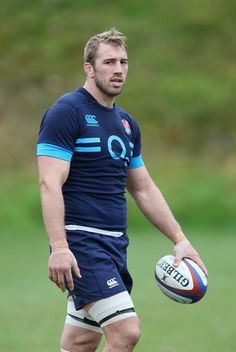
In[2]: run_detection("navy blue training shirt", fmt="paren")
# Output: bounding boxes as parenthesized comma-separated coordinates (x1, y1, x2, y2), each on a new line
(37, 87, 144, 232)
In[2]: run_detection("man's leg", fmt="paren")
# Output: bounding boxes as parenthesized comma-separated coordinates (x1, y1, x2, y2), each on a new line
(60, 323, 102, 352)
(60, 298, 103, 352)
(101, 317, 140, 352)
(87, 291, 141, 352)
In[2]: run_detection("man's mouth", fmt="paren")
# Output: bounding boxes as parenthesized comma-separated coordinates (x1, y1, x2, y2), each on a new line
(111, 77, 123, 83)
(110, 78, 123, 88)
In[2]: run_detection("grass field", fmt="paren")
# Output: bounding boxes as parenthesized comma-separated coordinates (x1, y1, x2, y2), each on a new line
(0, 160, 235, 351)
(1, 228, 235, 352)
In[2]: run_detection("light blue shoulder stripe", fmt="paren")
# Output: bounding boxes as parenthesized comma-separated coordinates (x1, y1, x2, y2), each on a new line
(37, 143, 72, 161)
(128, 154, 144, 169)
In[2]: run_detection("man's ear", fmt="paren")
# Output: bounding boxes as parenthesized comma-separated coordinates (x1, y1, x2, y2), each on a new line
(84, 62, 94, 78)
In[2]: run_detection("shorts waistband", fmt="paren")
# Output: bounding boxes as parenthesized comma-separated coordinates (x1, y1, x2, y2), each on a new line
(65, 225, 124, 237)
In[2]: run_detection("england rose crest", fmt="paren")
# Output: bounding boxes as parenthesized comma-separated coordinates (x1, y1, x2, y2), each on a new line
(121, 119, 131, 135)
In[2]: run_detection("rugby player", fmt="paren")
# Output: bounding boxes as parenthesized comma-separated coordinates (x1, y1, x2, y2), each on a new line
(37, 28, 208, 352)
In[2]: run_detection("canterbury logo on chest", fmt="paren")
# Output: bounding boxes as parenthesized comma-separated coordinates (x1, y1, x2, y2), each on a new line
(85, 115, 99, 127)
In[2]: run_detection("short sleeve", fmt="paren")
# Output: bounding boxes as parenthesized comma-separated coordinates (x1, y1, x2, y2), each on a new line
(128, 118, 144, 169)
(37, 103, 79, 161)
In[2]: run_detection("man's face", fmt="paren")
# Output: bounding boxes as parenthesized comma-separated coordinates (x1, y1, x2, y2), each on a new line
(92, 43, 128, 98)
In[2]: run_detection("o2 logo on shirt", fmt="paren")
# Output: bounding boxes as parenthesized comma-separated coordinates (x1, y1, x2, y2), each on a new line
(108, 135, 132, 166)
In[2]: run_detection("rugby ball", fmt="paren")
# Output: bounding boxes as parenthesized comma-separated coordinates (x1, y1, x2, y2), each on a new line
(155, 254, 207, 304)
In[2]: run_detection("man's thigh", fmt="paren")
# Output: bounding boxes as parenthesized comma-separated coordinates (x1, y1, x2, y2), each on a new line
(62, 291, 139, 351)
(86, 291, 137, 328)
(60, 323, 102, 352)
(61, 297, 103, 351)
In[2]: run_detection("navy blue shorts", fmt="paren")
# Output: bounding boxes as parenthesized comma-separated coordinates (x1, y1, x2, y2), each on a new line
(66, 230, 133, 310)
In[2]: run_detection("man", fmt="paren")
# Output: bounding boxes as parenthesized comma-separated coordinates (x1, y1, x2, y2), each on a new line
(37, 28, 208, 352)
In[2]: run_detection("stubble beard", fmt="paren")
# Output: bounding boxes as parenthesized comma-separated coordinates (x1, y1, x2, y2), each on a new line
(94, 76, 125, 98)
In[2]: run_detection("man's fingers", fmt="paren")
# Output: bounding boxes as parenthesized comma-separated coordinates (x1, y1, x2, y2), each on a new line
(51, 270, 58, 284)
(49, 267, 73, 291)
(64, 261, 82, 290)
(173, 253, 208, 277)
(193, 257, 208, 277)
(48, 268, 53, 281)
(173, 239, 208, 277)
(72, 259, 82, 278)
(57, 272, 66, 292)
(48, 269, 61, 289)
(64, 271, 74, 291)
(173, 256, 182, 267)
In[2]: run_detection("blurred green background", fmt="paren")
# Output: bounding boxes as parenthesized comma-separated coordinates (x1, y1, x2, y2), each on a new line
(0, 0, 235, 351)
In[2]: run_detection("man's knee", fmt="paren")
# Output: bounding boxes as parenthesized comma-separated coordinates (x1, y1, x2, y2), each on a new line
(126, 320, 141, 346)
(120, 319, 141, 348)
(104, 316, 141, 350)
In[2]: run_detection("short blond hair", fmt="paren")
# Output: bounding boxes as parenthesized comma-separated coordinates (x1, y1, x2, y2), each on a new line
(84, 28, 127, 66)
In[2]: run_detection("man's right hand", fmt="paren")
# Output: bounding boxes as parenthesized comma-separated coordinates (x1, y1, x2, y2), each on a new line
(48, 241, 81, 292)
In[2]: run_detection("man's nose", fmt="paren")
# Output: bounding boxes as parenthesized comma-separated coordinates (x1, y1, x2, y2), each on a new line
(114, 62, 123, 73)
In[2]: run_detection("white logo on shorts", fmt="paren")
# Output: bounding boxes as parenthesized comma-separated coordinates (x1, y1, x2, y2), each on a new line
(107, 277, 119, 289)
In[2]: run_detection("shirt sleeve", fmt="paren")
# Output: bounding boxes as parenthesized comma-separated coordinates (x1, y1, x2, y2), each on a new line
(37, 103, 79, 161)
(128, 118, 145, 169)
